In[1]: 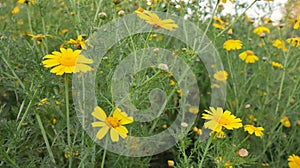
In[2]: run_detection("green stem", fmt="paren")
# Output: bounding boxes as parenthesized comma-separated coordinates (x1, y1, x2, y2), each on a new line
(64, 75, 72, 168)
(101, 137, 108, 168)
(237, 134, 251, 147)
(35, 112, 56, 164)
(199, 133, 214, 168)
(180, 140, 189, 166)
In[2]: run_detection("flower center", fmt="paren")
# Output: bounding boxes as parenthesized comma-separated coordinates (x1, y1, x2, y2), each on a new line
(218, 116, 230, 125)
(59, 55, 77, 66)
(106, 117, 120, 128)
(246, 50, 254, 55)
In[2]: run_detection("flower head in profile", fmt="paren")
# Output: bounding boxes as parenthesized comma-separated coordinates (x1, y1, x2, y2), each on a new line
(287, 37, 300, 47)
(223, 40, 243, 51)
(214, 70, 228, 81)
(27, 33, 51, 44)
(273, 39, 288, 52)
(134, 7, 178, 31)
(280, 116, 291, 128)
(253, 26, 270, 36)
(239, 50, 259, 64)
(213, 17, 226, 30)
(42, 48, 93, 75)
(91, 106, 134, 142)
(288, 154, 300, 168)
(244, 124, 264, 137)
(18, 0, 35, 5)
(271, 61, 284, 69)
(67, 35, 87, 50)
(12, 6, 20, 14)
(202, 107, 243, 133)
(293, 14, 300, 29)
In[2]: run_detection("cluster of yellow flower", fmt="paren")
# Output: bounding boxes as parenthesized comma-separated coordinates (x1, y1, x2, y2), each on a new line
(202, 107, 264, 138)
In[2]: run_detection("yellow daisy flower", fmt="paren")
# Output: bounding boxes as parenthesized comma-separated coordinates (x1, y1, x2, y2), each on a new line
(202, 107, 243, 133)
(288, 154, 300, 168)
(280, 116, 291, 128)
(287, 37, 300, 47)
(213, 23, 225, 30)
(239, 50, 259, 64)
(27, 33, 51, 43)
(213, 70, 228, 81)
(223, 39, 243, 51)
(91, 106, 134, 142)
(42, 48, 93, 75)
(244, 125, 264, 137)
(67, 35, 87, 50)
(253, 26, 270, 35)
(11, 6, 20, 14)
(134, 7, 178, 31)
(271, 61, 284, 69)
(293, 14, 300, 29)
(273, 39, 288, 52)
(18, 0, 35, 5)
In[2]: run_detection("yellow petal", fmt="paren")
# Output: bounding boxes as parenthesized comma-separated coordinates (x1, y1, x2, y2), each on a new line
(110, 128, 119, 142)
(92, 121, 107, 127)
(92, 106, 107, 121)
(96, 126, 109, 140)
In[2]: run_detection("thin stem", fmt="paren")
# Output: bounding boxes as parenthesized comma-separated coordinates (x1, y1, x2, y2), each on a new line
(101, 137, 108, 168)
(35, 112, 56, 164)
(199, 133, 214, 168)
(64, 75, 72, 168)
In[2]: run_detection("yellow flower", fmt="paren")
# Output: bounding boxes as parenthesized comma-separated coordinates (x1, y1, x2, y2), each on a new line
(202, 107, 243, 133)
(12, 6, 20, 14)
(189, 107, 199, 114)
(213, 17, 224, 25)
(17, 20, 24, 25)
(67, 35, 87, 50)
(280, 116, 291, 128)
(221, 0, 234, 3)
(271, 61, 284, 69)
(213, 70, 228, 81)
(91, 106, 133, 142)
(18, 0, 35, 5)
(288, 154, 300, 168)
(223, 39, 243, 51)
(27, 33, 51, 44)
(239, 50, 259, 64)
(244, 124, 264, 137)
(167, 160, 175, 167)
(176, 89, 183, 97)
(287, 37, 300, 47)
(134, 8, 178, 30)
(273, 39, 288, 52)
(42, 48, 93, 75)
(212, 130, 226, 139)
(253, 26, 270, 35)
(59, 29, 69, 35)
(245, 15, 255, 23)
(247, 114, 257, 122)
(38, 98, 49, 106)
(169, 80, 176, 86)
(293, 14, 300, 29)
(213, 23, 225, 30)
(134, 7, 178, 31)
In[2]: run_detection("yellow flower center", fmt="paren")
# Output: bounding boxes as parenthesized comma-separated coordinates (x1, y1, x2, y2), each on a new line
(218, 116, 230, 125)
(106, 117, 120, 128)
(246, 50, 254, 55)
(59, 55, 77, 66)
